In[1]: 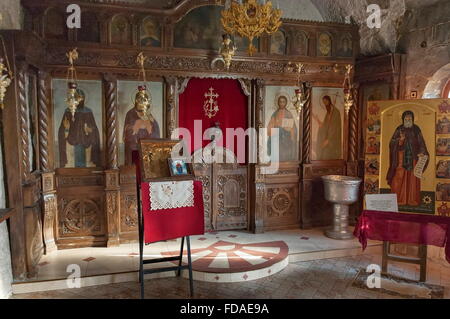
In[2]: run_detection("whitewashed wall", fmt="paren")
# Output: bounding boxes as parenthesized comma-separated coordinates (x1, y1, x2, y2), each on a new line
(0, 0, 23, 299)
(0, 138, 12, 299)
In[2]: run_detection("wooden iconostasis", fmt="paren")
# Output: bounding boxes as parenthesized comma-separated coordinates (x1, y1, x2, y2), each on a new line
(1, 0, 366, 279)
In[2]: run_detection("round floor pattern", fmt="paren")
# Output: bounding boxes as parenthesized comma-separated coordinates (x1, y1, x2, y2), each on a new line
(162, 240, 289, 282)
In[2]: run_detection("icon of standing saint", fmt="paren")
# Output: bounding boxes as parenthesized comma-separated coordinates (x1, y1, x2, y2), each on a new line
(123, 85, 160, 165)
(58, 88, 101, 168)
(386, 110, 429, 206)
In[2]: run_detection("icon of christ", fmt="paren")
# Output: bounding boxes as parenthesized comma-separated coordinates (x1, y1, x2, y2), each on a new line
(386, 110, 429, 206)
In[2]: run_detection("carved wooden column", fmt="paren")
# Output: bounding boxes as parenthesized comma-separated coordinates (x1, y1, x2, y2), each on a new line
(164, 76, 177, 138)
(105, 170, 120, 247)
(39, 70, 57, 254)
(103, 74, 120, 247)
(38, 71, 51, 172)
(252, 79, 265, 233)
(347, 86, 359, 177)
(104, 74, 119, 170)
(300, 85, 313, 229)
(17, 60, 30, 181)
(42, 173, 57, 254)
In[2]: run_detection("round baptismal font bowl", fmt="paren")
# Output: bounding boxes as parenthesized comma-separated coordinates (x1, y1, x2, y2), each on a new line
(321, 175, 362, 240)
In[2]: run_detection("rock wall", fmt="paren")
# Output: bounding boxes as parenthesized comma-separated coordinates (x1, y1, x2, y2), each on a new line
(398, 0, 450, 98)
(310, 0, 449, 97)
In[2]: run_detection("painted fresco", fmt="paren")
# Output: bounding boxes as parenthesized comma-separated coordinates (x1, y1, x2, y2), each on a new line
(270, 30, 286, 55)
(291, 31, 308, 56)
(174, 5, 223, 50)
(317, 33, 332, 57)
(140, 16, 162, 47)
(338, 34, 353, 57)
(111, 15, 131, 45)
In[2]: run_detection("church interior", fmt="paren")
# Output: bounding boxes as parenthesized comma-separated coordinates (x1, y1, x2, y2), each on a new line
(0, 0, 450, 302)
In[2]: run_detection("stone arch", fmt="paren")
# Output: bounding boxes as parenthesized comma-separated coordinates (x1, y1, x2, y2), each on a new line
(423, 63, 450, 98)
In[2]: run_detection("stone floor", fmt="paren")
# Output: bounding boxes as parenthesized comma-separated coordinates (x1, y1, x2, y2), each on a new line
(20, 228, 380, 284)
(11, 253, 450, 299)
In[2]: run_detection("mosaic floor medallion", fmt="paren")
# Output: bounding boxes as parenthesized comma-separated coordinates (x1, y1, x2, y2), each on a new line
(162, 240, 289, 282)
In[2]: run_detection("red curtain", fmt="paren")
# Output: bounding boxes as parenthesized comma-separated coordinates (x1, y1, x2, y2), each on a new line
(178, 78, 248, 159)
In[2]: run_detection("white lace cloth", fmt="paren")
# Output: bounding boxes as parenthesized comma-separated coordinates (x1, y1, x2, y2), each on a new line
(149, 180, 194, 210)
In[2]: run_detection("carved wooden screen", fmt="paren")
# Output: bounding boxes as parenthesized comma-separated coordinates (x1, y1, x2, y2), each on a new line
(52, 79, 106, 248)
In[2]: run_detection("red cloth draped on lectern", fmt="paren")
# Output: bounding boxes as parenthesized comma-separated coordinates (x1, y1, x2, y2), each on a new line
(133, 151, 204, 243)
(178, 78, 248, 160)
(354, 210, 450, 263)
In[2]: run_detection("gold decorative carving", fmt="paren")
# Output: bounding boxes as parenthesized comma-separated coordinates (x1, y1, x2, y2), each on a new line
(60, 198, 103, 235)
(266, 187, 295, 217)
(221, 0, 282, 56)
(203, 87, 220, 118)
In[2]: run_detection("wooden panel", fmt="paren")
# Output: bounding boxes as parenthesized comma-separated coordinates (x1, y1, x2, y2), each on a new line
(264, 183, 299, 230)
(256, 162, 301, 231)
(118, 166, 138, 242)
(213, 164, 248, 231)
(193, 163, 213, 231)
(56, 169, 106, 248)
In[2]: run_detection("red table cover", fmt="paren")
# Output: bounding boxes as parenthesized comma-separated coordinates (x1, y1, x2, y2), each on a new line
(354, 210, 450, 263)
(132, 150, 204, 244)
(140, 180, 204, 244)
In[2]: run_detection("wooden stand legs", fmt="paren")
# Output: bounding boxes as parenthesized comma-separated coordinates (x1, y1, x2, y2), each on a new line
(137, 185, 195, 299)
(382, 241, 428, 282)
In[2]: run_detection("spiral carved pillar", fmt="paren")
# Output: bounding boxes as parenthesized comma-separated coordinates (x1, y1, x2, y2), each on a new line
(38, 70, 58, 254)
(300, 85, 313, 229)
(347, 87, 359, 176)
(17, 61, 30, 181)
(164, 76, 177, 138)
(103, 74, 120, 247)
(104, 74, 118, 170)
(252, 79, 265, 233)
(301, 84, 312, 165)
(38, 71, 51, 172)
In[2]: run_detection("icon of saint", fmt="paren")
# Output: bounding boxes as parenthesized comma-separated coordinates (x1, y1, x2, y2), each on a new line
(123, 85, 160, 165)
(267, 95, 298, 161)
(140, 19, 161, 47)
(386, 110, 429, 206)
(313, 95, 342, 160)
(58, 87, 101, 168)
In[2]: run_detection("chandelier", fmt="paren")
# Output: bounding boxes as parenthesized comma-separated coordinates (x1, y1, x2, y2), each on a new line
(135, 52, 151, 114)
(65, 48, 81, 120)
(343, 64, 355, 115)
(221, 0, 282, 56)
(288, 62, 308, 115)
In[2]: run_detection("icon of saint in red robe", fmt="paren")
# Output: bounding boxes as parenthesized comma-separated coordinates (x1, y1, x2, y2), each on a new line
(386, 111, 429, 206)
(123, 85, 160, 165)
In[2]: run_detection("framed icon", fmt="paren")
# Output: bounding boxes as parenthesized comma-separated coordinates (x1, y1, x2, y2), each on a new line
(168, 158, 193, 177)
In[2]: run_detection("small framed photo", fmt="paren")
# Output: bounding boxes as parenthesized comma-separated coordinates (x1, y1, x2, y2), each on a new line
(168, 158, 192, 177)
